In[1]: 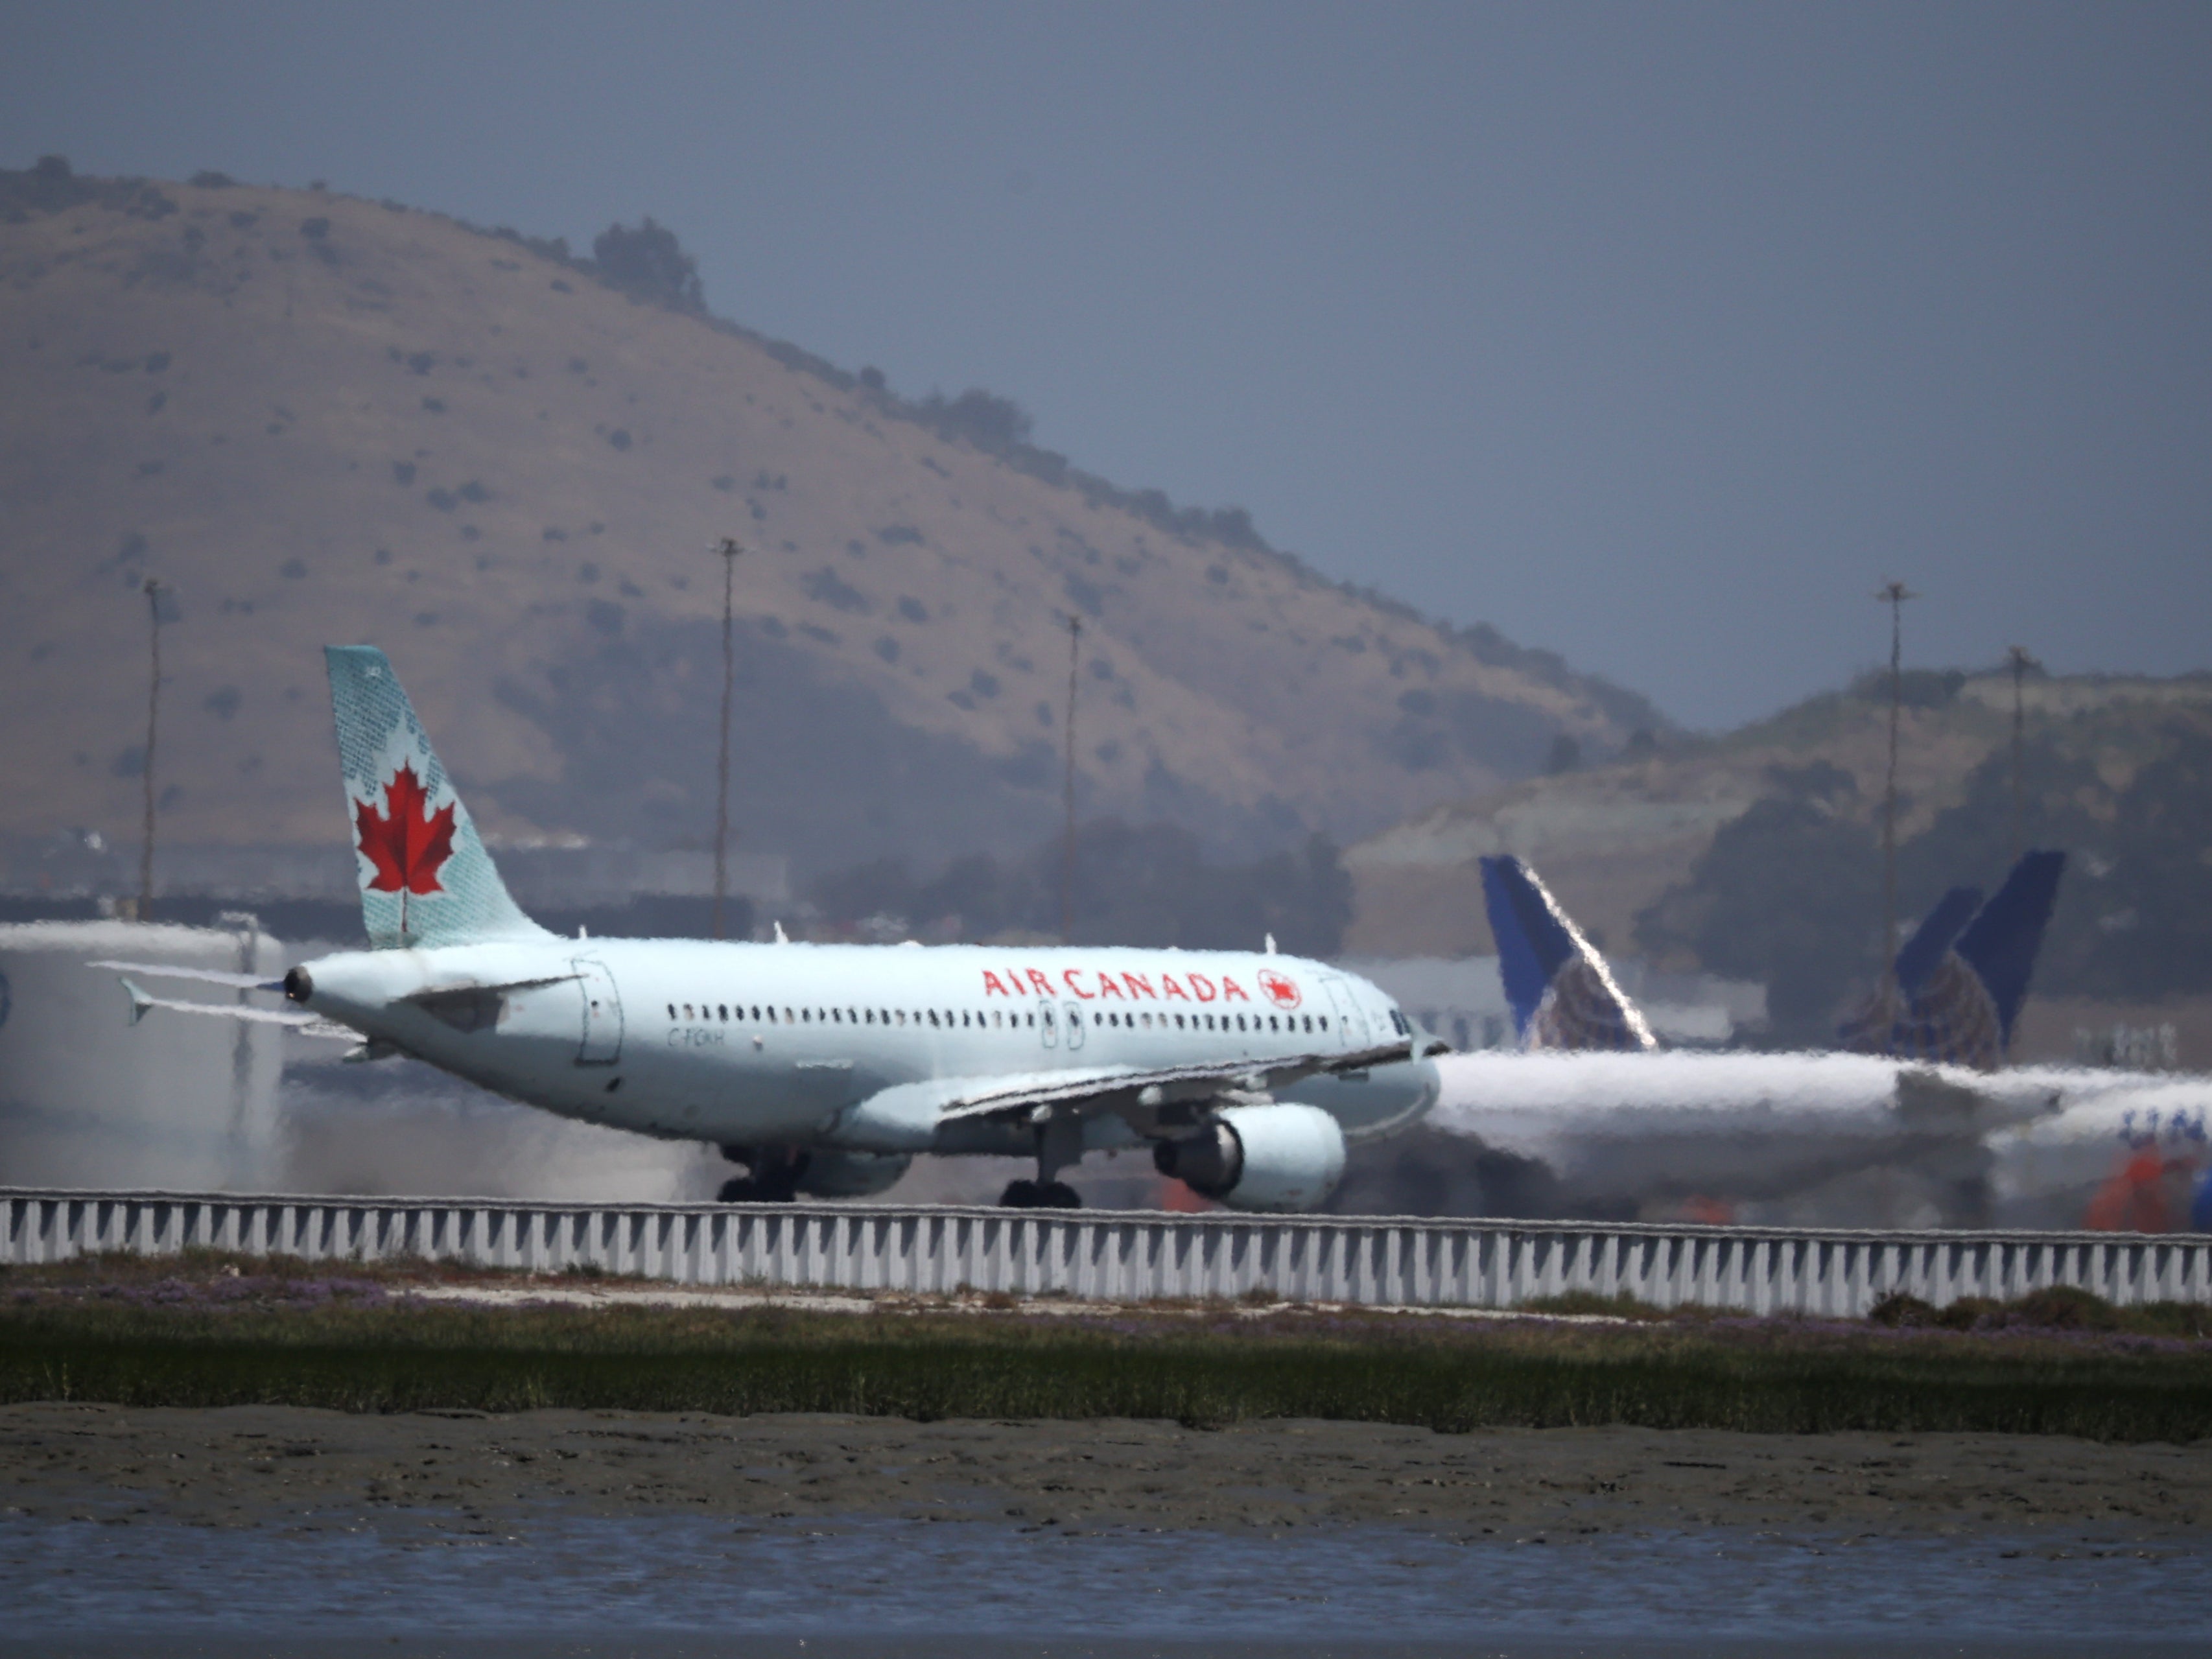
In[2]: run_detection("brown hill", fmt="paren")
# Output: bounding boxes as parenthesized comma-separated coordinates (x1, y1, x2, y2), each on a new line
(0, 162, 1659, 877)
(1347, 669, 2212, 1040)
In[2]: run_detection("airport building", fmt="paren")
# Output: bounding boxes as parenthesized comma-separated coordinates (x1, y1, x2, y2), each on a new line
(0, 918, 287, 1191)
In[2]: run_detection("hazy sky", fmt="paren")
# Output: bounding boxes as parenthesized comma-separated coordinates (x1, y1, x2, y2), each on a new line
(8, 1, 2209, 728)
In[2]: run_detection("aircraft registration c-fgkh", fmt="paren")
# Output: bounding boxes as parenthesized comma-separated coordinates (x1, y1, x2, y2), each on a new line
(100, 646, 1445, 1212)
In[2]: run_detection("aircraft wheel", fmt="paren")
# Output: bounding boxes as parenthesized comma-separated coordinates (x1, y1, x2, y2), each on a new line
(1000, 1179, 1040, 1208)
(1039, 1181, 1083, 1210)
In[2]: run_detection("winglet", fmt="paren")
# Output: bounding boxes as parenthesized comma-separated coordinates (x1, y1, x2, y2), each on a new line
(119, 976, 155, 1026)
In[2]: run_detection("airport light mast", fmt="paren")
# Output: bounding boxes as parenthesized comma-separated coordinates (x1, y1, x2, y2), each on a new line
(139, 577, 163, 923)
(1874, 580, 1918, 1052)
(2006, 645, 2041, 865)
(712, 537, 744, 940)
(1061, 612, 1082, 945)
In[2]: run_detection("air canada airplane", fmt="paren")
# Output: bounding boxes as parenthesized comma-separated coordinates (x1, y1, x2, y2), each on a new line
(100, 647, 1444, 1212)
(1424, 851, 2209, 1222)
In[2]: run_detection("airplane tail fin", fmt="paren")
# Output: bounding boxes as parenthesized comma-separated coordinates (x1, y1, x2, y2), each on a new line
(1891, 884, 1983, 996)
(325, 646, 548, 950)
(1839, 850, 2065, 1065)
(1479, 854, 1656, 1052)
(1952, 849, 2066, 1047)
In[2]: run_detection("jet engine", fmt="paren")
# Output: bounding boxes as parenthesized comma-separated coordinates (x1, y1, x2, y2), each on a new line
(794, 1147, 912, 1199)
(1152, 1103, 1347, 1212)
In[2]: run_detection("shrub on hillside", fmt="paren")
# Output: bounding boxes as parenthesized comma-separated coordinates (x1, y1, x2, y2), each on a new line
(589, 217, 705, 312)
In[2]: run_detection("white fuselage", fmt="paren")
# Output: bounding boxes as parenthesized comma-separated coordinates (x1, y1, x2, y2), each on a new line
(294, 938, 1437, 1160)
(1431, 1048, 2207, 1207)
(1984, 1081, 2212, 1227)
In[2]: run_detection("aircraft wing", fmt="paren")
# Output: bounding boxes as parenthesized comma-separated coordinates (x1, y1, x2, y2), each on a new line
(931, 1033, 1441, 1124)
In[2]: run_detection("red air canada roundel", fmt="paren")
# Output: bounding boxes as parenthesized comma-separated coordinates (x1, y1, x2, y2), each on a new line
(1258, 968, 1302, 1009)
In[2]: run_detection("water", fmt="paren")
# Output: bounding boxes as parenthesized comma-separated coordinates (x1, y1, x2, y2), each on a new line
(3, 1509, 2206, 1654)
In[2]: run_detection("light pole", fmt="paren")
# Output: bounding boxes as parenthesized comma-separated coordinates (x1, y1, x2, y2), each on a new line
(2006, 645, 2041, 865)
(1060, 613, 1082, 945)
(139, 577, 164, 923)
(712, 538, 742, 940)
(1874, 580, 1918, 1048)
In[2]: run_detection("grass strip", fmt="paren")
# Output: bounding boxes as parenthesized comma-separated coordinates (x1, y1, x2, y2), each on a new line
(6, 1330, 2208, 1442)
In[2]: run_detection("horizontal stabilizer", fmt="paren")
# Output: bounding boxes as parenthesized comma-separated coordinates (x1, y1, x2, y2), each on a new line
(113, 976, 352, 1039)
(90, 960, 285, 993)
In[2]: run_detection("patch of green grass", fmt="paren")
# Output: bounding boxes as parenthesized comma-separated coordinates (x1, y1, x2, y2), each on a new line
(3, 1292, 2209, 1442)
(1868, 1288, 2212, 1339)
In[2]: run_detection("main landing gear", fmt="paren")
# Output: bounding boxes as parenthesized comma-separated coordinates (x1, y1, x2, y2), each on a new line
(999, 1111, 1084, 1208)
(999, 1178, 1082, 1209)
(717, 1144, 805, 1203)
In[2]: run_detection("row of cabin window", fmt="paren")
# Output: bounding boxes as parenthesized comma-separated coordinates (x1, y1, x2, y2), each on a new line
(664, 1001, 1330, 1037)
(668, 1004, 1015, 1028)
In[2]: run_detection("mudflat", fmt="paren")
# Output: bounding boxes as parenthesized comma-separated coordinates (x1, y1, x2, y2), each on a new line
(4, 1404, 2206, 1538)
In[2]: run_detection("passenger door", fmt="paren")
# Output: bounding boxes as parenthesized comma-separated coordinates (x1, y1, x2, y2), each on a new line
(573, 959, 623, 1065)
(1319, 973, 1368, 1050)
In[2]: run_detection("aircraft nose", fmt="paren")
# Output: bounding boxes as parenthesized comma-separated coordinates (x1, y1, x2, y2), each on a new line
(283, 966, 314, 1004)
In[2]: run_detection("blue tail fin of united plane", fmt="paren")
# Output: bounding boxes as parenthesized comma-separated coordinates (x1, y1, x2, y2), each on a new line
(1839, 850, 2065, 1065)
(1953, 849, 2066, 1046)
(1892, 885, 1983, 996)
(325, 645, 548, 950)
(1479, 854, 1656, 1052)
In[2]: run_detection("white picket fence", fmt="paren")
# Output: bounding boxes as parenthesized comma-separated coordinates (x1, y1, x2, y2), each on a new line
(6, 1188, 2208, 1314)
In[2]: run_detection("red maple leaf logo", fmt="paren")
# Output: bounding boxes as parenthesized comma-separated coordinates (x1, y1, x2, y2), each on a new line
(354, 761, 457, 897)
(1258, 969, 1302, 1009)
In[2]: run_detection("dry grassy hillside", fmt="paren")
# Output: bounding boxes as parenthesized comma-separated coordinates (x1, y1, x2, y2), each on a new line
(1348, 670, 2212, 969)
(0, 164, 1657, 875)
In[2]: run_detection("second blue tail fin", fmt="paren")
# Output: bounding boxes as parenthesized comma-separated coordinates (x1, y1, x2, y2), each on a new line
(1952, 849, 2066, 1047)
(1892, 885, 1983, 996)
(1839, 850, 2065, 1066)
